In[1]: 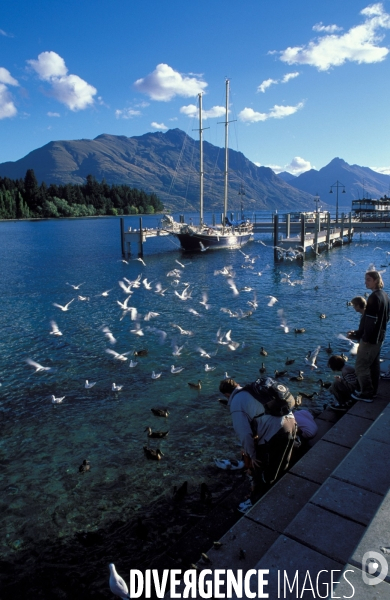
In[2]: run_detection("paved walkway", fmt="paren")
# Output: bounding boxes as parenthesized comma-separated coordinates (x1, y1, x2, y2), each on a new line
(165, 380, 390, 599)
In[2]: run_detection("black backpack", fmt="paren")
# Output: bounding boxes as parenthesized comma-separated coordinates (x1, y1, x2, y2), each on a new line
(240, 377, 295, 417)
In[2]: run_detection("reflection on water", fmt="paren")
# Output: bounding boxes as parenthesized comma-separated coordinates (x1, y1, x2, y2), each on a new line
(0, 216, 389, 559)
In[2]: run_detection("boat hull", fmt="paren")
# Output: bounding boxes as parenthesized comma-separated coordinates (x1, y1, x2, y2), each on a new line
(175, 230, 253, 252)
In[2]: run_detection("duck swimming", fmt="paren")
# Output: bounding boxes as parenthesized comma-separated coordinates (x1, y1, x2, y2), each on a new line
(274, 369, 288, 378)
(260, 347, 268, 356)
(320, 314, 326, 319)
(289, 371, 304, 382)
(325, 342, 332, 354)
(134, 349, 148, 357)
(144, 427, 169, 438)
(259, 362, 266, 373)
(79, 459, 91, 473)
(318, 379, 332, 389)
(188, 380, 202, 389)
(294, 328, 306, 334)
(285, 357, 295, 365)
(143, 446, 163, 460)
(151, 407, 169, 417)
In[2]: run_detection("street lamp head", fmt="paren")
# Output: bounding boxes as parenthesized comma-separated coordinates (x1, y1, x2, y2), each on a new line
(342, 189, 346, 193)
(329, 189, 333, 194)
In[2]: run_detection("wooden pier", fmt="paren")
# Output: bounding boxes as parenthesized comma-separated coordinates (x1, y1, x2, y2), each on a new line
(120, 217, 168, 258)
(273, 212, 354, 261)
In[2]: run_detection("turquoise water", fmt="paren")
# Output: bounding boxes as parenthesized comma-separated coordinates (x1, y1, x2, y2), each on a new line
(1, 215, 389, 561)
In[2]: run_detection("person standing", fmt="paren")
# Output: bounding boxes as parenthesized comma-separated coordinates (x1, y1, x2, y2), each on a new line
(351, 271, 390, 402)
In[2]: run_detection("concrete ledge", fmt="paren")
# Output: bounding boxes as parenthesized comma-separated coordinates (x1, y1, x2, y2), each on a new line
(331, 564, 390, 600)
(290, 440, 350, 484)
(246, 473, 320, 532)
(283, 503, 366, 564)
(322, 413, 373, 448)
(310, 477, 384, 526)
(364, 407, 390, 445)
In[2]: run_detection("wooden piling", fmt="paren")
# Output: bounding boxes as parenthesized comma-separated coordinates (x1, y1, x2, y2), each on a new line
(326, 212, 331, 249)
(314, 213, 319, 254)
(273, 213, 279, 261)
(120, 217, 125, 258)
(139, 217, 144, 257)
(300, 214, 306, 247)
(286, 213, 291, 238)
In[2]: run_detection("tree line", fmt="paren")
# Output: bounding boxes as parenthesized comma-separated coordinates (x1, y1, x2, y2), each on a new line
(0, 170, 164, 219)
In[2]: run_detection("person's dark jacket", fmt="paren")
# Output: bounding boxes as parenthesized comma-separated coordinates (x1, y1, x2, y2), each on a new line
(362, 289, 390, 344)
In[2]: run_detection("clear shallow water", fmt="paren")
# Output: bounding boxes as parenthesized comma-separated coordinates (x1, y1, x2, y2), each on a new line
(1, 215, 389, 559)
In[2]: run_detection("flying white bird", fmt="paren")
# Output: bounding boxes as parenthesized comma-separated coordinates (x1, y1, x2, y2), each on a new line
(85, 380, 96, 389)
(188, 308, 201, 317)
(66, 282, 84, 289)
(116, 296, 132, 311)
(49, 321, 63, 336)
(172, 343, 185, 356)
(144, 311, 160, 321)
(106, 349, 131, 361)
(53, 299, 74, 311)
(51, 395, 65, 404)
(227, 278, 239, 296)
(305, 346, 321, 369)
(78, 295, 89, 301)
(171, 365, 184, 373)
(337, 334, 359, 355)
(102, 327, 117, 344)
(155, 283, 167, 296)
(109, 563, 131, 599)
(135, 257, 146, 266)
(199, 241, 209, 252)
(100, 289, 112, 297)
(267, 296, 278, 307)
(175, 259, 185, 268)
(26, 358, 52, 373)
(142, 278, 153, 290)
(171, 324, 193, 335)
(145, 326, 167, 344)
(112, 383, 123, 391)
(174, 286, 191, 300)
(129, 323, 144, 336)
(200, 292, 210, 309)
(205, 364, 216, 371)
(129, 360, 138, 368)
(118, 280, 133, 294)
(277, 308, 289, 333)
(151, 371, 162, 379)
(196, 347, 211, 358)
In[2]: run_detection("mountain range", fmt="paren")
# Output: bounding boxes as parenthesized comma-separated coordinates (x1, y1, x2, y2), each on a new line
(0, 129, 314, 212)
(1, 129, 389, 212)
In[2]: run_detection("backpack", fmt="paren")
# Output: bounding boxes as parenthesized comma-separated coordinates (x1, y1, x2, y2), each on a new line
(240, 377, 295, 417)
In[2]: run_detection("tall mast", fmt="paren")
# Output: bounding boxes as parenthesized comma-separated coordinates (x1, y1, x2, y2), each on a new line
(199, 93, 204, 225)
(223, 79, 229, 223)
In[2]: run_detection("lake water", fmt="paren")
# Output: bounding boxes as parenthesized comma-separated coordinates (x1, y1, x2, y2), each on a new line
(1, 215, 389, 566)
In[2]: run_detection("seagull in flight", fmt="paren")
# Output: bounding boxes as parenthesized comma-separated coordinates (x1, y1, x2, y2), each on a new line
(49, 321, 63, 336)
(227, 278, 239, 296)
(53, 299, 74, 311)
(337, 334, 359, 355)
(144, 311, 160, 321)
(172, 343, 185, 356)
(174, 286, 191, 300)
(85, 380, 96, 388)
(100, 289, 112, 297)
(171, 324, 193, 335)
(129, 360, 138, 367)
(78, 295, 89, 301)
(267, 296, 278, 307)
(142, 278, 153, 290)
(196, 347, 211, 358)
(109, 563, 131, 599)
(118, 280, 133, 295)
(66, 282, 84, 290)
(200, 292, 210, 309)
(106, 349, 131, 361)
(102, 326, 117, 344)
(199, 241, 209, 252)
(305, 346, 321, 369)
(26, 358, 52, 373)
(155, 283, 168, 296)
(51, 395, 65, 404)
(175, 259, 186, 268)
(188, 308, 202, 317)
(171, 365, 184, 373)
(135, 257, 146, 266)
(112, 383, 123, 391)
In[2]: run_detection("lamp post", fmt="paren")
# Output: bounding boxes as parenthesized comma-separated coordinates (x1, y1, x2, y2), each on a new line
(314, 192, 321, 213)
(329, 180, 346, 225)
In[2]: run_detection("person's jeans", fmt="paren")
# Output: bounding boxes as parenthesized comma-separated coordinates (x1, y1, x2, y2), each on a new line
(355, 341, 381, 397)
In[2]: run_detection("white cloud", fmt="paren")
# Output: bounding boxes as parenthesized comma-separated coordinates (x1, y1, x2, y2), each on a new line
(134, 63, 207, 101)
(370, 165, 390, 175)
(180, 104, 225, 119)
(312, 22, 343, 33)
(0, 29, 13, 37)
(257, 72, 299, 93)
(115, 108, 141, 119)
(0, 83, 17, 119)
(0, 67, 19, 86)
(257, 78, 278, 93)
(151, 121, 168, 130)
(27, 51, 97, 111)
(265, 157, 314, 175)
(238, 101, 304, 123)
(47, 112, 60, 117)
(278, 3, 390, 71)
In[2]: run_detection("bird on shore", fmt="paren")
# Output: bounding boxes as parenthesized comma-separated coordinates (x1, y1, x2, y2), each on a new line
(49, 321, 62, 336)
(51, 395, 65, 403)
(109, 563, 131, 599)
(151, 407, 169, 417)
(26, 358, 52, 373)
(79, 459, 91, 473)
(85, 380, 96, 389)
(143, 446, 163, 460)
(188, 380, 201, 389)
(144, 427, 169, 439)
(53, 299, 74, 311)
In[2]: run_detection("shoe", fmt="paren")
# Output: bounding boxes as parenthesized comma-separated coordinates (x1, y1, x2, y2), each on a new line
(329, 402, 348, 412)
(237, 499, 252, 513)
(351, 391, 374, 403)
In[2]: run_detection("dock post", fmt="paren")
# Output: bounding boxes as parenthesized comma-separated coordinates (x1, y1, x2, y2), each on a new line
(348, 212, 353, 242)
(300, 214, 306, 248)
(273, 213, 279, 261)
(340, 213, 345, 242)
(326, 212, 331, 249)
(286, 213, 291, 238)
(139, 217, 144, 257)
(120, 217, 126, 258)
(314, 212, 319, 254)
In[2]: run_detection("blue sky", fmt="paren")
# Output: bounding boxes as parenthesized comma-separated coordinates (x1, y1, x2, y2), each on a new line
(1, 0, 390, 175)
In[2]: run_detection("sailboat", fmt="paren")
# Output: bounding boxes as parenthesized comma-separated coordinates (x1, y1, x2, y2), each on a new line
(162, 80, 253, 252)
